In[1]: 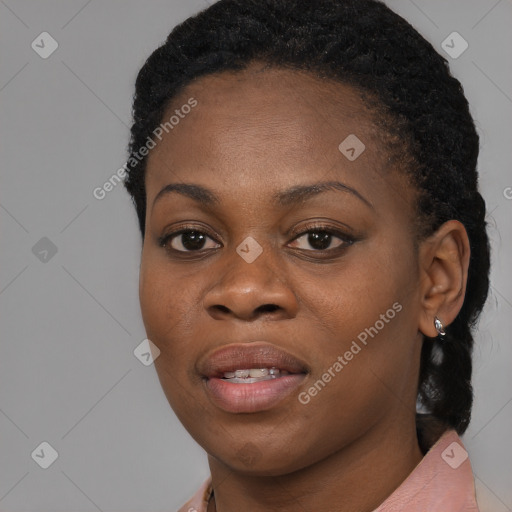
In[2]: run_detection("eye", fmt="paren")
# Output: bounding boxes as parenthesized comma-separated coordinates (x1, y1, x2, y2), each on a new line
(288, 229, 352, 251)
(158, 224, 354, 255)
(160, 229, 221, 252)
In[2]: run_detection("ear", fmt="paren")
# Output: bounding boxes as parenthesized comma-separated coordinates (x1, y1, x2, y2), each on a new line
(417, 220, 471, 338)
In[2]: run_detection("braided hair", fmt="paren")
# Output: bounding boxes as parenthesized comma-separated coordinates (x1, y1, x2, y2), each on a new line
(123, 0, 491, 443)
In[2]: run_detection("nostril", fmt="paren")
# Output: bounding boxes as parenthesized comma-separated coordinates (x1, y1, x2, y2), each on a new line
(211, 305, 230, 314)
(256, 304, 280, 314)
(206, 303, 282, 320)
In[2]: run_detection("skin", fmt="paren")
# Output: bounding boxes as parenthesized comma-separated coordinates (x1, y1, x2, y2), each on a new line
(138, 63, 470, 512)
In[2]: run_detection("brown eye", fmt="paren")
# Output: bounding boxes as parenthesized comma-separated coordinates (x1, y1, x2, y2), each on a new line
(289, 230, 347, 251)
(166, 230, 220, 252)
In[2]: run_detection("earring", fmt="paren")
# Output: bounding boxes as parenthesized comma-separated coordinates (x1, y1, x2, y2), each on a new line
(434, 316, 446, 337)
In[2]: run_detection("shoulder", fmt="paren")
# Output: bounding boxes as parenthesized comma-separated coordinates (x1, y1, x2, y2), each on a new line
(177, 477, 213, 512)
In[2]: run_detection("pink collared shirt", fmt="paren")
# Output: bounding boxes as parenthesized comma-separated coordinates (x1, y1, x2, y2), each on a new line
(178, 429, 480, 511)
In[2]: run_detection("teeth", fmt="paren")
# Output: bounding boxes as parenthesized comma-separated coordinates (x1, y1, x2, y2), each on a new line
(222, 367, 286, 381)
(249, 368, 269, 378)
(227, 376, 276, 383)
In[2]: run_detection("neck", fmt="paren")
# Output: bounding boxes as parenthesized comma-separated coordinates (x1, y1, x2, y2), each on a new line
(208, 418, 423, 512)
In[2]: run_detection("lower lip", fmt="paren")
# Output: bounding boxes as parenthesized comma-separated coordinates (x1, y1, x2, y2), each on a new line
(204, 374, 306, 413)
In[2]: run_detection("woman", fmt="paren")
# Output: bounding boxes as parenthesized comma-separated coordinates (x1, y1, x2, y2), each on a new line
(123, 0, 490, 510)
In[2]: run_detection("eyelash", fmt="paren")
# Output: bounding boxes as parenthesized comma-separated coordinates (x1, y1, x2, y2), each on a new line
(158, 222, 356, 257)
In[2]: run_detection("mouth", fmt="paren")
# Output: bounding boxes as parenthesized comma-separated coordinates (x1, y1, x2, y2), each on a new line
(198, 342, 309, 413)
(221, 367, 292, 383)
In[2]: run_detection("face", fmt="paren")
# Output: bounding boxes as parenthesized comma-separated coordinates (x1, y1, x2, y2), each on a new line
(139, 64, 426, 476)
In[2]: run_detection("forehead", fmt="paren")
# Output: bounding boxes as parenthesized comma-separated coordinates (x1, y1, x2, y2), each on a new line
(145, 63, 411, 211)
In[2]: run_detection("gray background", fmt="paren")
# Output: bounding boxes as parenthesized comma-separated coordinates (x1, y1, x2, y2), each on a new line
(0, 0, 511, 510)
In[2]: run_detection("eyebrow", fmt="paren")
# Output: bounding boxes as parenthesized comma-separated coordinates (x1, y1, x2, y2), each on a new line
(151, 180, 374, 210)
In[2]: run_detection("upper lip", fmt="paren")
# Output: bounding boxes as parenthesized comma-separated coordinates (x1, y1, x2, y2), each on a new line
(198, 342, 309, 378)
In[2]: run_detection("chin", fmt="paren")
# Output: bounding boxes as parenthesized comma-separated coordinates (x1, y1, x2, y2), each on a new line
(207, 439, 321, 477)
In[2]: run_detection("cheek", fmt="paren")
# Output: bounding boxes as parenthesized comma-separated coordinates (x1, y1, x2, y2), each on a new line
(294, 246, 408, 345)
(138, 256, 201, 352)
(138, 258, 209, 426)
(293, 242, 419, 401)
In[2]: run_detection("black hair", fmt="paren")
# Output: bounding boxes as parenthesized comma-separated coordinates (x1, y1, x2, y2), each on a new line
(123, 0, 491, 445)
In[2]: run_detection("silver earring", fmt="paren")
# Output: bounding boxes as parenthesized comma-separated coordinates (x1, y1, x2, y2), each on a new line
(434, 316, 446, 337)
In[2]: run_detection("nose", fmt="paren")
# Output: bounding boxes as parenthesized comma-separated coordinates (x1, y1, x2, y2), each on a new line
(203, 247, 299, 322)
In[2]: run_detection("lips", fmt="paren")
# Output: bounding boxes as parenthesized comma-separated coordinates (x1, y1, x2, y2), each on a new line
(199, 342, 308, 377)
(198, 342, 309, 413)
